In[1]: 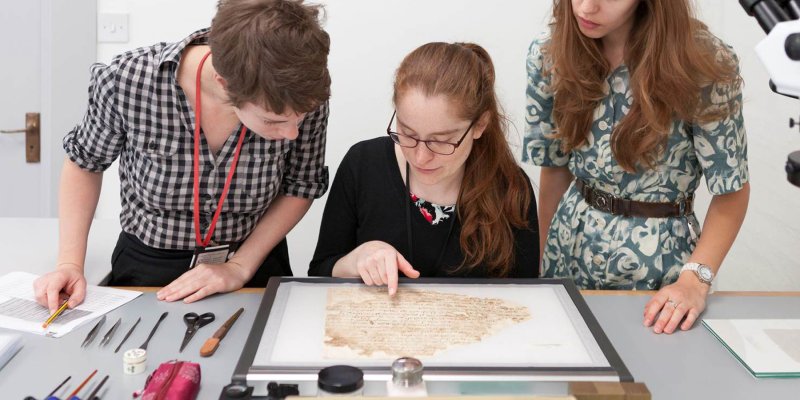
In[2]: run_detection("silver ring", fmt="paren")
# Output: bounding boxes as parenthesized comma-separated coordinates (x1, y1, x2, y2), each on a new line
(666, 299, 678, 308)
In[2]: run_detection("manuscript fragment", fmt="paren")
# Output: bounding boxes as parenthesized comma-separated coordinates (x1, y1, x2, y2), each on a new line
(324, 287, 531, 359)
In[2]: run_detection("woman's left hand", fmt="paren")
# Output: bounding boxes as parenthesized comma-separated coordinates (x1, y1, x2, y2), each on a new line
(156, 261, 251, 303)
(643, 274, 711, 334)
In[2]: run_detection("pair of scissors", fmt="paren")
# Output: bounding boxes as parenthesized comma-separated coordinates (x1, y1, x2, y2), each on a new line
(180, 312, 215, 352)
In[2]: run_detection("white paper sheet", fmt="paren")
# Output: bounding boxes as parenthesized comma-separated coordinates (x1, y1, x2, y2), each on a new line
(0, 271, 141, 338)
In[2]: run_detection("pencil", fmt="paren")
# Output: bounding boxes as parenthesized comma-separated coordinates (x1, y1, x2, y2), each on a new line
(42, 299, 70, 328)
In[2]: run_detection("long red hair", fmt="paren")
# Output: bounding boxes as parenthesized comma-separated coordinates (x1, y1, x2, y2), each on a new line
(545, 0, 741, 171)
(394, 42, 532, 276)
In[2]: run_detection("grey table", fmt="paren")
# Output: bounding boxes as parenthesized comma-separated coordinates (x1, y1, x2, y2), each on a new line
(0, 291, 262, 400)
(1, 291, 799, 399)
(587, 292, 800, 399)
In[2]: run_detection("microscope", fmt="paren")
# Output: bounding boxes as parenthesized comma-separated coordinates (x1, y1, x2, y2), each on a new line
(741, 0, 800, 187)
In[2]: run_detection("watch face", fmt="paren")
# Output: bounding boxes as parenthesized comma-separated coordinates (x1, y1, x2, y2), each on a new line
(698, 266, 713, 282)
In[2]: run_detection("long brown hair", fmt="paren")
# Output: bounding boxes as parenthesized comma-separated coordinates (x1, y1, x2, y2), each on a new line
(393, 43, 532, 277)
(546, 0, 741, 171)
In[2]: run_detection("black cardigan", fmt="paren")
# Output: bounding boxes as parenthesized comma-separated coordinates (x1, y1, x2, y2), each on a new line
(308, 137, 539, 278)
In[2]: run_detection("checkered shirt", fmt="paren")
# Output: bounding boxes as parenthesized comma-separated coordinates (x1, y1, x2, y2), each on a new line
(63, 29, 329, 250)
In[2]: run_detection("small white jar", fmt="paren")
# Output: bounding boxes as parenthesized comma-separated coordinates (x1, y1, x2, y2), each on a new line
(123, 348, 147, 375)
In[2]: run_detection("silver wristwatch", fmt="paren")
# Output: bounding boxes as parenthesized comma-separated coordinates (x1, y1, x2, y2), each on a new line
(681, 262, 714, 285)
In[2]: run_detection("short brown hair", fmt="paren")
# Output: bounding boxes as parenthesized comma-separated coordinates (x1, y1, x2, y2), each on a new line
(209, 0, 331, 113)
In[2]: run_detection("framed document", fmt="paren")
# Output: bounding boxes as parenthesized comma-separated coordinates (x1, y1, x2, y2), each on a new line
(223, 278, 631, 398)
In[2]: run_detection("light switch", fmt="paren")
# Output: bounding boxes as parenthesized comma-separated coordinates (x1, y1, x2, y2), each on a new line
(98, 13, 129, 43)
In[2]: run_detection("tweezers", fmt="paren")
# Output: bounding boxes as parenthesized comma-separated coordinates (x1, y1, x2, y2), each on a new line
(99, 317, 122, 347)
(81, 315, 106, 348)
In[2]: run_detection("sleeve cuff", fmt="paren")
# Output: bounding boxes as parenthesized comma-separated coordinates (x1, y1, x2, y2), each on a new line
(308, 253, 345, 277)
(62, 133, 114, 172)
(281, 167, 329, 199)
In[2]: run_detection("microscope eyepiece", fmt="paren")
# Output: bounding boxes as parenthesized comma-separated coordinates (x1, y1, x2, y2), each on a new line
(742, 0, 792, 32)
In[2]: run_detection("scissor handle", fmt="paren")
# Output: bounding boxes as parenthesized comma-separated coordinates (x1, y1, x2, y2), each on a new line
(184, 312, 215, 326)
(198, 312, 215, 324)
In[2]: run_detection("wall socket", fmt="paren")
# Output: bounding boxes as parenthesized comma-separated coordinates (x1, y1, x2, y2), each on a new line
(98, 13, 129, 43)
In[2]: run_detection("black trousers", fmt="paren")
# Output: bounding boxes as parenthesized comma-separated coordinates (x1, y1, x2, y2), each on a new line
(108, 232, 291, 287)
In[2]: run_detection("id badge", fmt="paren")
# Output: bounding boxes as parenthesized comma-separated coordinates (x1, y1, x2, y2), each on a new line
(189, 244, 232, 268)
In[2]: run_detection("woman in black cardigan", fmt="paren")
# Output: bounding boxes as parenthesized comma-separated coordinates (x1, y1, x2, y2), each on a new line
(309, 42, 539, 294)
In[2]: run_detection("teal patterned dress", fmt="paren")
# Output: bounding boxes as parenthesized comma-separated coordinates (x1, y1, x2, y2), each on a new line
(524, 34, 748, 290)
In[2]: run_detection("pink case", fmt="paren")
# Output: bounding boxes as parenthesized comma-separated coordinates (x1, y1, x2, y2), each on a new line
(135, 360, 201, 400)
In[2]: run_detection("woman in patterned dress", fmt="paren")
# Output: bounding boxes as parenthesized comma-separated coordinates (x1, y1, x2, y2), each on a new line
(525, 0, 749, 334)
(310, 42, 539, 294)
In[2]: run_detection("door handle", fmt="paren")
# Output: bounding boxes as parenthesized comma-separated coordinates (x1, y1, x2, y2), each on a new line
(1, 112, 40, 163)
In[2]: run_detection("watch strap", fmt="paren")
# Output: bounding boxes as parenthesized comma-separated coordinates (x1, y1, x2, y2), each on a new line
(681, 262, 714, 285)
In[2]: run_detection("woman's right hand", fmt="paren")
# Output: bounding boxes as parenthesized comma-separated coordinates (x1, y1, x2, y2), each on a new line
(33, 263, 87, 313)
(333, 241, 421, 296)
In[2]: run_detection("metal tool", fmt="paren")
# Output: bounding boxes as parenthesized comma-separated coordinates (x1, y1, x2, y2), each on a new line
(180, 312, 215, 352)
(81, 316, 106, 348)
(99, 317, 121, 347)
(85, 374, 109, 400)
(114, 317, 141, 353)
(139, 312, 168, 351)
(24, 374, 71, 400)
(47, 375, 70, 398)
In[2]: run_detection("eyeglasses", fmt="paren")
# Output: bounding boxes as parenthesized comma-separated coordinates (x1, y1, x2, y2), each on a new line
(386, 110, 476, 156)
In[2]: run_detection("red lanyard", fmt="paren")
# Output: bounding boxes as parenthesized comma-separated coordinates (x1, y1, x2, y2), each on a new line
(192, 51, 247, 247)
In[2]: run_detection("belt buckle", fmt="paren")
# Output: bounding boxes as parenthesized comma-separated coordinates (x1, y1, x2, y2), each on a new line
(678, 200, 686, 216)
(592, 190, 613, 213)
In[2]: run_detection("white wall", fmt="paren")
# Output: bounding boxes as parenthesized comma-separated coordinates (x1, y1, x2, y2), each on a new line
(93, 0, 799, 290)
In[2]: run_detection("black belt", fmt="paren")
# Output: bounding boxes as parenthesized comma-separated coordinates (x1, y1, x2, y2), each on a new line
(575, 179, 693, 218)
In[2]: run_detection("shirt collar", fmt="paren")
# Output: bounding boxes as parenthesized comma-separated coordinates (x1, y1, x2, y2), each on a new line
(158, 28, 211, 67)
